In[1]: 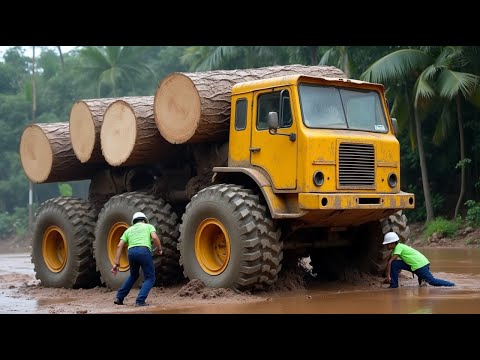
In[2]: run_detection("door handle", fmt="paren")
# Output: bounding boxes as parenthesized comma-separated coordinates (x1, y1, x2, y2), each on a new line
(249, 147, 261, 153)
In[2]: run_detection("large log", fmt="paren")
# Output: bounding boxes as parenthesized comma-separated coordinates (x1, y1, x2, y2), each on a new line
(154, 65, 347, 144)
(101, 97, 174, 167)
(19, 123, 101, 183)
(69, 98, 117, 164)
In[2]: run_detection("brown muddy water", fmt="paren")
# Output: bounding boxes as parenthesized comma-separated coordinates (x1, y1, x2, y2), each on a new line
(1, 248, 480, 314)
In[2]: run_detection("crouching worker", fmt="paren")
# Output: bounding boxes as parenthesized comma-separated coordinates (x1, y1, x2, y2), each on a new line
(383, 231, 455, 289)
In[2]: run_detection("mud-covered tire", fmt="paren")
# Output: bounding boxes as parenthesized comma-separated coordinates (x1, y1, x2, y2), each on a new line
(93, 192, 181, 289)
(31, 197, 99, 288)
(151, 198, 181, 286)
(94, 192, 180, 289)
(178, 183, 283, 292)
(363, 210, 410, 274)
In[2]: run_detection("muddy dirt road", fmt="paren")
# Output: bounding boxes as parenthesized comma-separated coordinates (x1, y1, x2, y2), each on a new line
(1, 247, 480, 314)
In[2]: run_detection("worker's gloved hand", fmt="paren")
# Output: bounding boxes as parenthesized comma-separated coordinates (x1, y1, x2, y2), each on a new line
(155, 248, 163, 256)
(382, 278, 390, 285)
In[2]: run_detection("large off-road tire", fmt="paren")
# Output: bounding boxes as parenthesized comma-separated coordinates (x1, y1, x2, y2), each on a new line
(152, 197, 182, 286)
(94, 192, 180, 289)
(360, 210, 410, 274)
(178, 183, 283, 292)
(31, 197, 99, 288)
(309, 211, 410, 278)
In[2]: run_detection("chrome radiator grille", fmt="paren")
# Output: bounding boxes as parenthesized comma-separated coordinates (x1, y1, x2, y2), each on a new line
(338, 143, 375, 187)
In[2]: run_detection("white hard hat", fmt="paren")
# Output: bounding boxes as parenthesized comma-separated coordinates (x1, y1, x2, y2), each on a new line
(383, 231, 400, 245)
(132, 211, 148, 225)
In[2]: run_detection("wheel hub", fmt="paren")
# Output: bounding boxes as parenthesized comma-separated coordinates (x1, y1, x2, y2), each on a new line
(195, 218, 231, 275)
(108, 222, 129, 271)
(42, 226, 68, 273)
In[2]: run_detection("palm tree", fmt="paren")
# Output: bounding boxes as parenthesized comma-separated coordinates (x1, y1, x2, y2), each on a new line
(427, 47, 479, 218)
(319, 46, 351, 77)
(181, 46, 288, 71)
(56, 46, 64, 70)
(77, 46, 155, 97)
(286, 46, 321, 65)
(361, 48, 435, 224)
(362, 46, 480, 223)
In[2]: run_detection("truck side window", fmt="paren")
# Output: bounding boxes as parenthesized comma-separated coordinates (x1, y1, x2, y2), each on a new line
(280, 95, 292, 128)
(235, 98, 247, 131)
(257, 90, 292, 130)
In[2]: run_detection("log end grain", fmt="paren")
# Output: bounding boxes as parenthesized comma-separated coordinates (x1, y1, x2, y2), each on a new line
(154, 73, 201, 144)
(101, 100, 137, 166)
(19, 125, 53, 183)
(69, 101, 96, 163)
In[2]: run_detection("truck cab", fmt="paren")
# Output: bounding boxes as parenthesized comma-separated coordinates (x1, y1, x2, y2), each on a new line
(215, 75, 414, 227)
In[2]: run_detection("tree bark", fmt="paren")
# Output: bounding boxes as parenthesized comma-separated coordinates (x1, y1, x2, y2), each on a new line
(154, 64, 347, 144)
(101, 97, 175, 167)
(69, 98, 117, 164)
(20, 123, 101, 183)
(414, 107, 434, 224)
(454, 94, 466, 219)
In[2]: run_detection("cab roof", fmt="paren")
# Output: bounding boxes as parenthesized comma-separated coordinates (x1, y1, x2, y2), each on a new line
(231, 74, 385, 95)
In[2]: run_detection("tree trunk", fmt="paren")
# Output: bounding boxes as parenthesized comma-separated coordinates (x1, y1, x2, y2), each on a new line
(342, 47, 351, 78)
(29, 46, 37, 232)
(414, 107, 434, 224)
(154, 64, 347, 144)
(57, 46, 64, 70)
(69, 98, 118, 163)
(308, 47, 318, 65)
(20, 123, 101, 183)
(454, 94, 466, 219)
(101, 97, 175, 167)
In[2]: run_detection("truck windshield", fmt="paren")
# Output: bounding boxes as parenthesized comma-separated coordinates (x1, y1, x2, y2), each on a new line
(298, 84, 388, 133)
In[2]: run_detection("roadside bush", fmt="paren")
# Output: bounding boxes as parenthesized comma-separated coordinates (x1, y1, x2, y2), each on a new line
(0, 206, 28, 240)
(465, 200, 480, 227)
(423, 217, 460, 238)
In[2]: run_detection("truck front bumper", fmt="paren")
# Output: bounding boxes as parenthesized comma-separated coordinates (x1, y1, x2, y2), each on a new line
(298, 191, 415, 210)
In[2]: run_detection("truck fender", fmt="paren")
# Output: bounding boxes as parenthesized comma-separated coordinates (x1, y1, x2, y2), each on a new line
(212, 167, 306, 219)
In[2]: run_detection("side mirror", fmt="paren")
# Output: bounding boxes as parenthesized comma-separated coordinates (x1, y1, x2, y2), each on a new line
(391, 117, 398, 136)
(268, 112, 279, 133)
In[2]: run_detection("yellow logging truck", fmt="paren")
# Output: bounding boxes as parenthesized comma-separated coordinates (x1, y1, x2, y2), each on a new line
(23, 65, 414, 291)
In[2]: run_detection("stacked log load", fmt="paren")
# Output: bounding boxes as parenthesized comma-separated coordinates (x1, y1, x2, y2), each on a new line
(19, 123, 100, 183)
(19, 65, 346, 183)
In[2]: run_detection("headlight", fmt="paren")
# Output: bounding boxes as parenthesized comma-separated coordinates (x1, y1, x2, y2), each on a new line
(387, 173, 397, 188)
(313, 171, 324, 187)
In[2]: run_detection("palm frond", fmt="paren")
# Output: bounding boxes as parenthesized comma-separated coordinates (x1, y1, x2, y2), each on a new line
(199, 46, 237, 71)
(441, 46, 467, 68)
(414, 70, 436, 106)
(421, 46, 441, 53)
(437, 70, 479, 99)
(180, 46, 208, 71)
(468, 84, 480, 107)
(433, 102, 454, 145)
(318, 48, 337, 66)
(105, 46, 122, 64)
(79, 47, 110, 69)
(422, 64, 442, 80)
(390, 89, 410, 133)
(360, 49, 432, 83)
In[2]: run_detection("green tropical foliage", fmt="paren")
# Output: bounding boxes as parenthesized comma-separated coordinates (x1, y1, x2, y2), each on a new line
(0, 45, 479, 239)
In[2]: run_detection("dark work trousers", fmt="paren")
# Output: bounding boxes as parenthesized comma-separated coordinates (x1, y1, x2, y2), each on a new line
(389, 259, 455, 288)
(116, 246, 155, 305)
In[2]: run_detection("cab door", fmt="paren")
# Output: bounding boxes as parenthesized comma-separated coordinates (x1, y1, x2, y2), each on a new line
(250, 88, 297, 190)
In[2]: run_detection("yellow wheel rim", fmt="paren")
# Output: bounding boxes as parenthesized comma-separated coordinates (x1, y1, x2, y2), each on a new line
(107, 222, 129, 271)
(42, 226, 68, 273)
(195, 218, 230, 275)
